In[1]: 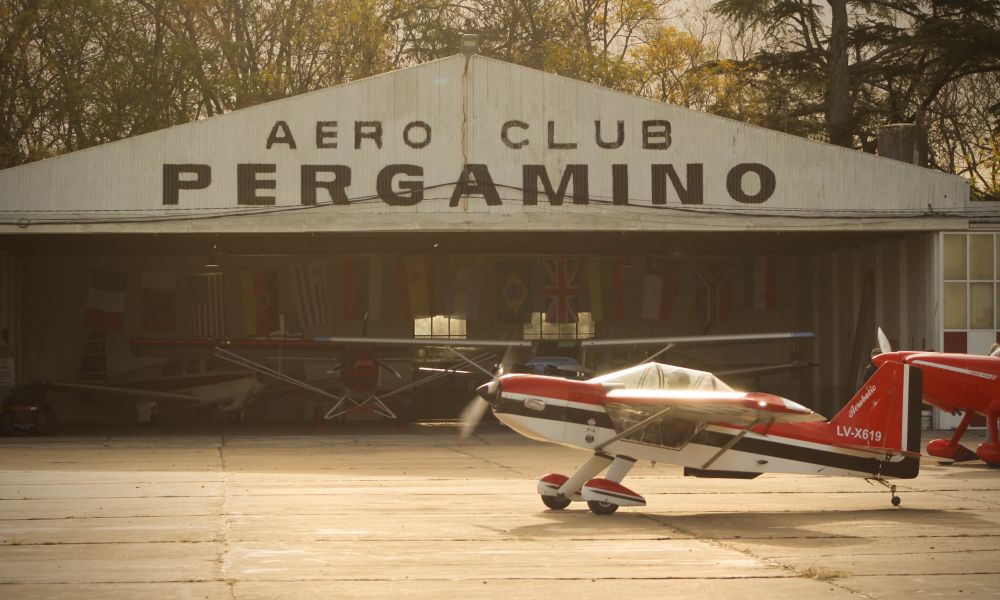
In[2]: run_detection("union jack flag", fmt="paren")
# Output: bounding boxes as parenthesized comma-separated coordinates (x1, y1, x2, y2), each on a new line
(544, 259, 579, 324)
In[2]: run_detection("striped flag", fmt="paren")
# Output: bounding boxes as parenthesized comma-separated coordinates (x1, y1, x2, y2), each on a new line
(368, 257, 382, 320)
(399, 255, 433, 319)
(85, 268, 127, 331)
(241, 270, 280, 336)
(191, 273, 226, 338)
(750, 256, 778, 310)
(544, 258, 580, 324)
(586, 257, 625, 322)
(140, 272, 176, 332)
(449, 257, 481, 319)
(641, 258, 680, 320)
(292, 262, 328, 328)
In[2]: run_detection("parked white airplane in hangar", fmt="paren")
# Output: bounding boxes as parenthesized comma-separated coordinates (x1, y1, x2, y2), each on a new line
(37, 356, 265, 422)
(461, 356, 922, 515)
(125, 331, 815, 422)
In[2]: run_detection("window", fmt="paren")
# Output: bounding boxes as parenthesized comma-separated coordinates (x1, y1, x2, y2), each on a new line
(414, 315, 467, 339)
(523, 312, 595, 339)
(943, 234, 967, 280)
(942, 233, 998, 331)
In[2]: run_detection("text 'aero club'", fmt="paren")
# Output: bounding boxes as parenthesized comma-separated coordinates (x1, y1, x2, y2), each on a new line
(162, 119, 778, 207)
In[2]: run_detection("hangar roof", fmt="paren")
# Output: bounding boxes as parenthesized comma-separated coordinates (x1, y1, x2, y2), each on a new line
(0, 54, 983, 235)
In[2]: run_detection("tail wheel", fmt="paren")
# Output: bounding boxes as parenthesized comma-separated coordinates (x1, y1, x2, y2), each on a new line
(587, 500, 619, 515)
(541, 495, 571, 510)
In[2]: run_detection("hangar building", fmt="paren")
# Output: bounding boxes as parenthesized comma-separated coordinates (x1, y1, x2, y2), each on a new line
(0, 51, 996, 426)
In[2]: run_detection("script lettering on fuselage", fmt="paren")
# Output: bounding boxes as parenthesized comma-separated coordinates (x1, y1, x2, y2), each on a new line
(162, 119, 778, 207)
(849, 384, 877, 419)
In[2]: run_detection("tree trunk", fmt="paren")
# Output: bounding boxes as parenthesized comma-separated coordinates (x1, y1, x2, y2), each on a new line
(826, 0, 852, 147)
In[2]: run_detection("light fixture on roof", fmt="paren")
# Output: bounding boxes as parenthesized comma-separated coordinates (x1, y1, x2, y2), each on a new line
(461, 33, 479, 58)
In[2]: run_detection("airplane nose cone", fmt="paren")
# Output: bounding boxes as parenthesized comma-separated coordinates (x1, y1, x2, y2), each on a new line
(476, 381, 501, 405)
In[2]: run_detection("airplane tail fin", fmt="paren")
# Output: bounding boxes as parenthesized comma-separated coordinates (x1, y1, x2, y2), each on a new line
(829, 361, 922, 458)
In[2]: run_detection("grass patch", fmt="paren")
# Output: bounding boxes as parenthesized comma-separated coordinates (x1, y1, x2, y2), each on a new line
(800, 566, 847, 581)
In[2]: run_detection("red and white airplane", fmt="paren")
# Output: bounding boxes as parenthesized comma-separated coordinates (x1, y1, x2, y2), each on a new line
(464, 358, 922, 514)
(872, 329, 1000, 466)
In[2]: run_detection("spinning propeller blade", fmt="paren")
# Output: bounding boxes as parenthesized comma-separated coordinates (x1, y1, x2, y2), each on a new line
(458, 345, 519, 441)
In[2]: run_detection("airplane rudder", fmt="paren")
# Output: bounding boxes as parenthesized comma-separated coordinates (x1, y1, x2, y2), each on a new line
(904, 363, 923, 454)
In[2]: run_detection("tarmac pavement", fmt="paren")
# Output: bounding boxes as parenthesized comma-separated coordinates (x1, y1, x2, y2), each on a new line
(1, 425, 998, 599)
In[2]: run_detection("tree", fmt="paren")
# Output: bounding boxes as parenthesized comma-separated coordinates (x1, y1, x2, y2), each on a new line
(711, 0, 1000, 153)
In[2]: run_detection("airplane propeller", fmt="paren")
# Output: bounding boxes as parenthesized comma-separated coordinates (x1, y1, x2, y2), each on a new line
(458, 345, 519, 441)
(877, 327, 892, 354)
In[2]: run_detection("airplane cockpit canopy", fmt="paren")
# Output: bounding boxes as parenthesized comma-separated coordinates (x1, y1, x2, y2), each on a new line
(590, 362, 734, 393)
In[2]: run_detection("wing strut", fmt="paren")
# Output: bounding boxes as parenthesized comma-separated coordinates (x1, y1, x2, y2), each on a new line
(640, 343, 675, 365)
(595, 407, 674, 452)
(700, 416, 774, 469)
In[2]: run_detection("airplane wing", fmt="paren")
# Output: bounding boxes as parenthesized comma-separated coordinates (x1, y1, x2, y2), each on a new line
(132, 337, 532, 353)
(36, 381, 206, 404)
(581, 331, 816, 348)
(603, 388, 825, 426)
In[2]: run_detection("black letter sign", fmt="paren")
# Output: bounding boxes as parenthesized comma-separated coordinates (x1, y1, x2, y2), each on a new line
(163, 164, 210, 205)
(450, 164, 501, 206)
(377, 165, 423, 206)
(642, 120, 672, 150)
(652, 164, 704, 205)
(302, 165, 351, 205)
(316, 121, 338, 148)
(266, 121, 297, 149)
(237, 164, 277, 205)
(726, 163, 776, 204)
(355, 121, 383, 149)
(501, 120, 528, 149)
(523, 165, 589, 205)
(403, 121, 432, 149)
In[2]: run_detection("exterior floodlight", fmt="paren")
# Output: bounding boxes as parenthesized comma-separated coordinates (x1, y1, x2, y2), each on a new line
(461, 34, 479, 58)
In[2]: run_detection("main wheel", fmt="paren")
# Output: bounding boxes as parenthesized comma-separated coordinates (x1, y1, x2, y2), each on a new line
(891, 495, 901, 507)
(541, 495, 571, 510)
(587, 500, 619, 515)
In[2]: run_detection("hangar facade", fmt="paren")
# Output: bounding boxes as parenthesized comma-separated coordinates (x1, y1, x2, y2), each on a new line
(0, 52, 995, 425)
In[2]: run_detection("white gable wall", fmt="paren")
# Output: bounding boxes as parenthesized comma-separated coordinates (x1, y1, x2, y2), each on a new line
(0, 55, 972, 234)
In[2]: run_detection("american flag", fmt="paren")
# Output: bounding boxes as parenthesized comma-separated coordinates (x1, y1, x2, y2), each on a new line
(544, 259, 579, 323)
(292, 262, 328, 328)
(191, 273, 226, 338)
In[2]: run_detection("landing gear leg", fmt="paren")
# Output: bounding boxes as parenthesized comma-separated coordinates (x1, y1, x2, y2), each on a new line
(871, 478, 901, 507)
(977, 402, 1000, 468)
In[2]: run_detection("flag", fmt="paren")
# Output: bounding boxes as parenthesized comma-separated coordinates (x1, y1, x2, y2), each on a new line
(292, 262, 328, 328)
(77, 331, 107, 382)
(343, 256, 366, 320)
(544, 258, 580, 324)
(85, 268, 127, 331)
(343, 257, 383, 320)
(641, 258, 680, 320)
(368, 257, 382, 320)
(140, 272, 176, 332)
(449, 257, 481, 319)
(399, 255, 433, 319)
(747, 256, 778, 310)
(241, 270, 279, 336)
(191, 273, 226, 338)
(695, 263, 736, 323)
(496, 260, 533, 323)
(586, 257, 625, 322)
